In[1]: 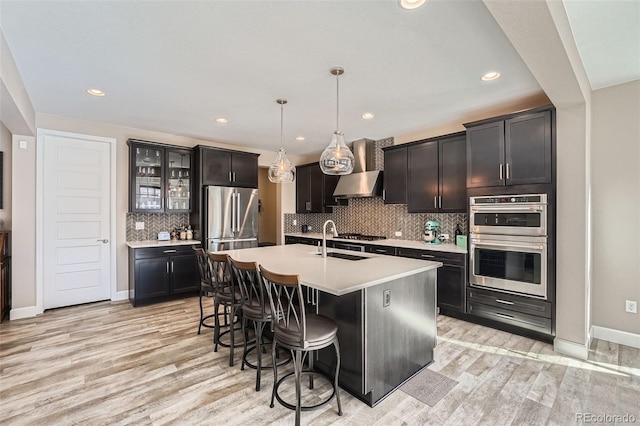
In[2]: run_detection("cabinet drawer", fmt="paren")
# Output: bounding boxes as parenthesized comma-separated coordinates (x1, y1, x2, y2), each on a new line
(134, 245, 198, 259)
(396, 247, 465, 266)
(365, 245, 396, 256)
(467, 287, 552, 318)
(467, 301, 552, 335)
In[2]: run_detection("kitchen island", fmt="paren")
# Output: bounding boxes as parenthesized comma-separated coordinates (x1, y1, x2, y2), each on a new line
(218, 243, 442, 406)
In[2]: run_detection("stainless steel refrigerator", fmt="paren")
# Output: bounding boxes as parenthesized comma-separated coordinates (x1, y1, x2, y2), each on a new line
(205, 186, 259, 252)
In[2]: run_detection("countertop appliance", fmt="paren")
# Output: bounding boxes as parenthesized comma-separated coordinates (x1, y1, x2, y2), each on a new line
(469, 194, 548, 299)
(423, 220, 441, 244)
(205, 186, 258, 252)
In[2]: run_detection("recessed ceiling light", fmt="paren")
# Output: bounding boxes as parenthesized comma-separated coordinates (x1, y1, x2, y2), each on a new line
(399, 0, 425, 10)
(295, 136, 305, 141)
(215, 117, 228, 124)
(481, 71, 501, 81)
(361, 113, 375, 120)
(86, 89, 105, 97)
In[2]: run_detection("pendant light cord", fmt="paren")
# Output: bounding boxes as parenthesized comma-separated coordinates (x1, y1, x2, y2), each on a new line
(335, 72, 340, 132)
(280, 102, 284, 150)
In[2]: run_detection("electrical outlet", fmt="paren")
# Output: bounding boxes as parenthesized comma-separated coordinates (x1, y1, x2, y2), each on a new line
(293, 219, 297, 226)
(308, 226, 312, 231)
(383, 289, 391, 307)
(626, 300, 637, 314)
(19, 140, 28, 149)
(440, 233, 450, 241)
(394, 231, 402, 237)
(135, 222, 145, 230)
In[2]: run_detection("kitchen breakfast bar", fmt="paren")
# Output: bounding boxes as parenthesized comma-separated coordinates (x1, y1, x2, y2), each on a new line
(218, 243, 442, 406)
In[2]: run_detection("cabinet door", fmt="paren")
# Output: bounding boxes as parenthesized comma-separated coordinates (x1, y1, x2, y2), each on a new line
(323, 174, 341, 208)
(166, 149, 193, 212)
(439, 136, 467, 212)
(135, 257, 170, 300)
(466, 121, 505, 188)
(505, 110, 552, 185)
(408, 141, 439, 213)
(309, 164, 324, 213)
(170, 253, 200, 293)
(383, 147, 407, 204)
(231, 152, 258, 188)
(295, 166, 311, 213)
(130, 143, 164, 212)
(201, 148, 232, 186)
(437, 265, 465, 312)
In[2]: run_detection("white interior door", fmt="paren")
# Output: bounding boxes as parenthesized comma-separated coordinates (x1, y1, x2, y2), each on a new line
(42, 131, 112, 309)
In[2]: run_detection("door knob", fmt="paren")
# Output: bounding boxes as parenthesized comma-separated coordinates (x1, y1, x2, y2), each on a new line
(97, 239, 109, 243)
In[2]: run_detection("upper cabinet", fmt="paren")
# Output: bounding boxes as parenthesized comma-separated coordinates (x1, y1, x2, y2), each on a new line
(382, 146, 407, 204)
(197, 146, 259, 188)
(407, 133, 467, 213)
(296, 162, 346, 213)
(465, 108, 553, 188)
(128, 140, 193, 213)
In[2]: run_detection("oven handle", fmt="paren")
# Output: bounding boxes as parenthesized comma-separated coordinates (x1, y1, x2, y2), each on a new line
(471, 241, 545, 251)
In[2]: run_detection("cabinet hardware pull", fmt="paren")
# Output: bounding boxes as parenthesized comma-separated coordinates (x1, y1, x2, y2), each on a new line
(495, 299, 514, 305)
(171, 261, 174, 273)
(506, 163, 511, 180)
(499, 164, 504, 180)
(163, 249, 177, 253)
(434, 196, 437, 208)
(439, 196, 442, 209)
(382, 189, 386, 201)
(495, 312, 514, 320)
(375, 249, 386, 253)
(166, 262, 169, 274)
(421, 254, 435, 258)
(229, 171, 233, 182)
(96, 239, 109, 243)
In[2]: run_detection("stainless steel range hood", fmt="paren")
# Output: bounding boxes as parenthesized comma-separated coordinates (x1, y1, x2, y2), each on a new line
(333, 139, 383, 198)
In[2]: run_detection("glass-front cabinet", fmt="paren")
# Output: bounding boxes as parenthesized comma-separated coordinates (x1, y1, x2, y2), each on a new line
(128, 140, 192, 213)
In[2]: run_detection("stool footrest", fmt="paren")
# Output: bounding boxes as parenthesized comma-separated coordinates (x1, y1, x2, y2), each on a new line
(274, 370, 337, 412)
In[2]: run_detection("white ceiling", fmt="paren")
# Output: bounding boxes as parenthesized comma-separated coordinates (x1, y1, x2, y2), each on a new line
(0, 1, 637, 156)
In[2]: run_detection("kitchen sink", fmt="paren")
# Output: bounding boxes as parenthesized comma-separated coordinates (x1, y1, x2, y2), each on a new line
(316, 252, 368, 261)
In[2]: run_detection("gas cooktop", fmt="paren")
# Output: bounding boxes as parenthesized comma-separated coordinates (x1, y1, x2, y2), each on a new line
(334, 233, 386, 241)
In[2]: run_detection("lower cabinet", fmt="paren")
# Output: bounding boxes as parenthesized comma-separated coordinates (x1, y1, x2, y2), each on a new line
(396, 247, 467, 314)
(129, 245, 200, 306)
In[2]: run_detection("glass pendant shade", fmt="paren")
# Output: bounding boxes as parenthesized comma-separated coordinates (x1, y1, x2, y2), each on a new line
(268, 99, 295, 183)
(319, 131, 354, 175)
(269, 148, 295, 183)
(320, 66, 354, 175)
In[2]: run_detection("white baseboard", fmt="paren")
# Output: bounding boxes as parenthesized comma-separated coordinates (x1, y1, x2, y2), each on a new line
(591, 325, 640, 349)
(111, 290, 129, 302)
(10, 305, 43, 321)
(554, 337, 589, 360)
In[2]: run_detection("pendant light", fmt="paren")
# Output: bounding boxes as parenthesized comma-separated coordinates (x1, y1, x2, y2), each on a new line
(268, 99, 295, 183)
(319, 67, 354, 175)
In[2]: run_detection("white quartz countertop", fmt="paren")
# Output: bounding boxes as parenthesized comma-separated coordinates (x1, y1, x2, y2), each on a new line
(285, 232, 467, 254)
(126, 240, 201, 248)
(217, 244, 442, 296)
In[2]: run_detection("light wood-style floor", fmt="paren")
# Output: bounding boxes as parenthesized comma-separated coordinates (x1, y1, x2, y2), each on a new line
(1, 297, 638, 425)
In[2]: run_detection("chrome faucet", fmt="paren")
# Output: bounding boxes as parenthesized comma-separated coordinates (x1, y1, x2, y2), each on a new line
(322, 220, 339, 258)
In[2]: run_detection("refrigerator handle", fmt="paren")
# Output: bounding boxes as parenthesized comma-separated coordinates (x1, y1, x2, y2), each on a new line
(236, 192, 241, 234)
(231, 192, 237, 233)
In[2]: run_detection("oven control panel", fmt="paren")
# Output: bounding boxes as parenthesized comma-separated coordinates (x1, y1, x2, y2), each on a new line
(471, 194, 547, 205)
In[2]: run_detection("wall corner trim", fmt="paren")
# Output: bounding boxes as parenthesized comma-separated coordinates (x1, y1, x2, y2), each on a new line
(112, 291, 129, 302)
(553, 337, 589, 360)
(591, 325, 640, 349)
(9, 305, 43, 321)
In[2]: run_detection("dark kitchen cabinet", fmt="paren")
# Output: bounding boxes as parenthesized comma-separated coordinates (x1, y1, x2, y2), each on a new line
(396, 247, 466, 314)
(296, 163, 344, 213)
(465, 108, 553, 188)
(382, 146, 407, 204)
(128, 140, 194, 213)
(407, 133, 466, 213)
(128, 245, 200, 306)
(198, 146, 259, 188)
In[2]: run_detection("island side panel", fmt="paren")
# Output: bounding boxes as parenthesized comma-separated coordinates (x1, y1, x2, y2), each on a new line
(365, 269, 437, 404)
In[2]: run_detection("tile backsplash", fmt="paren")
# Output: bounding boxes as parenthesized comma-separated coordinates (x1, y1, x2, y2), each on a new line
(126, 212, 191, 241)
(284, 198, 467, 242)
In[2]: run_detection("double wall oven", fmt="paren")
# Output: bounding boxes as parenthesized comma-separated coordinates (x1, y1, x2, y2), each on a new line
(469, 194, 548, 299)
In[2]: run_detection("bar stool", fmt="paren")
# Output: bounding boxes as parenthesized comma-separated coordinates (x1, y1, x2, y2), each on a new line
(260, 266, 342, 426)
(229, 257, 290, 391)
(208, 252, 243, 367)
(193, 247, 216, 335)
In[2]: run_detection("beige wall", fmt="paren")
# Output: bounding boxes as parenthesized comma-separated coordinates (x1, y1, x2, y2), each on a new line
(0, 122, 11, 228)
(591, 79, 640, 334)
(257, 167, 278, 244)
